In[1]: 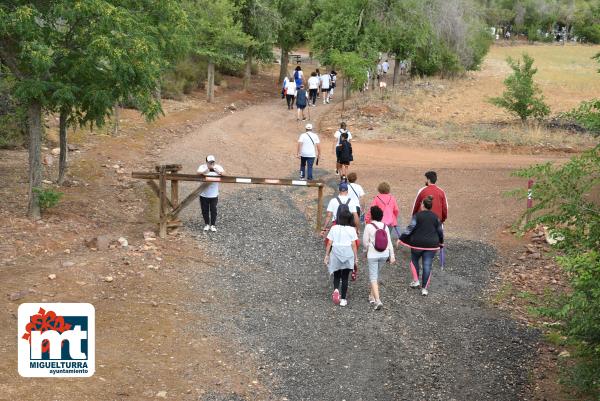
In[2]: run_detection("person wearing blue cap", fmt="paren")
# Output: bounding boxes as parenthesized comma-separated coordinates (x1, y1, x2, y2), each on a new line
(320, 181, 360, 237)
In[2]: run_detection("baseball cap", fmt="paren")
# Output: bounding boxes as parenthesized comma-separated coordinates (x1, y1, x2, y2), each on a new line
(338, 182, 348, 192)
(206, 155, 216, 163)
(305, 123, 313, 130)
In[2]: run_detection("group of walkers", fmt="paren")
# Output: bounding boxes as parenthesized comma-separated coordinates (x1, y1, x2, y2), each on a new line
(322, 170, 448, 309)
(282, 66, 337, 119)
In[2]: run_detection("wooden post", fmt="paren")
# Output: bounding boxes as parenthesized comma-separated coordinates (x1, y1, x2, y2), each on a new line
(171, 180, 179, 208)
(317, 185, 323, 231)
(158, 165, 167, 238)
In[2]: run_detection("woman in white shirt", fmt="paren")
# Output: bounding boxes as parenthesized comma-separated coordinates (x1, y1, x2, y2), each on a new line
(324, 210, 358, 307)
(362, 205, 395, 309)
(285, 79, 297, 110)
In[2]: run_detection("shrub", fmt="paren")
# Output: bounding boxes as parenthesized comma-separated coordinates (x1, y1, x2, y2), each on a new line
(574, 23, 600, 44)
(489, 53, 550, 122)
(0, 71, 26, 148)
(513, 145, 600, 398)
(560, 99, 600, 135)
(32, 187, 63, 210)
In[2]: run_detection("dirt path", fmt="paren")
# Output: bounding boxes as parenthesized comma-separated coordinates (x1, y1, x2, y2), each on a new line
(158, 96, 570, 400)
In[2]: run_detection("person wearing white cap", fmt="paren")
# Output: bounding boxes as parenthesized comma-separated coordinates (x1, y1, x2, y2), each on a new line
(197, 155, 225, 232)
(296, 123, 321, 181)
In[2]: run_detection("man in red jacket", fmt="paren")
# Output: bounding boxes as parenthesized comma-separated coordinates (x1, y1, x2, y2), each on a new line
(411, 171, 448, 223)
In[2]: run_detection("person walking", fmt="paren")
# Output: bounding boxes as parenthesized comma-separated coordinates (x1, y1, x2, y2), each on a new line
(321, 181, 360, 235)
(399, 195, 444, 296)
(346, 172, 365, 220)
(335, 132, 352, 179)
(307, 72, 319, 106)
(324, 210, 358, 307)
(315, 68, 322, 98)
(411, 171, 448, 224)
(197, 155, 225, 232)
(293, 65, 304, 88)
(329, 70, 337, 99)
(285, 78, 297, 110)
(362, 205, 395, 309)
(333, 122, 352, 175)
(296, 123, 320, 180)
(296, 85, 308, 121)
(281, 75, 289, 100)
(382, 59, 390, 82)
(319, 71, 331, 104)
(365, 182, 400, 238)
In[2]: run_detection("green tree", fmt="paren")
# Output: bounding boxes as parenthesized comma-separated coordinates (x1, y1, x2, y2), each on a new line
(0, 1, 189, 218)
(234, 0, 278, 90)
(189, 0, 252, 102)
(489, 53, 550, 122)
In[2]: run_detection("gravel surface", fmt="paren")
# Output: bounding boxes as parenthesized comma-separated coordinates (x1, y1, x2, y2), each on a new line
(185, 187, 538, 401)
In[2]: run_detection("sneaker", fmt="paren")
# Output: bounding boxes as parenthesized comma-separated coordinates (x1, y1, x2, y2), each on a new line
(368, 295, 376, 304)
(421, 288, 428, 296)
(299, 172, 304, 179)
(210, 225, 217, 232)
(203, 225, 210, 232)
(409, 280, 420, 289)
(332, 289, 340, 305)
(374, 301, 383, 310)
(340, 299, 347, 307)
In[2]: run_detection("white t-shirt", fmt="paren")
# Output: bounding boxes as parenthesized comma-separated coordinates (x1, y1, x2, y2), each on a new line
(298, 132, 319, 157)
(197, 163, 224, 198)
(327, 224, 358, 246)
(320, 74, 331, 89)
(308, 76, 319, 89)
(334, 129, 352, 146)
(326, 195, 359, 221)
(382, 61, 389, 73)
(347, 183, 365, 207)
(285, 80, 297, 97)
(362, 221, 393, 258)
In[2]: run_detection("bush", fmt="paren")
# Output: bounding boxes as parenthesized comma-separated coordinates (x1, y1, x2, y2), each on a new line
(32, 187, 63, 210)
(0, 72, 26, 148)
(161, 57, 208, 100)
(489, 53, 550, 122)
(560, 99, 600, 135)
(513, 145, 600, 398)
(574, 23, 600, 44)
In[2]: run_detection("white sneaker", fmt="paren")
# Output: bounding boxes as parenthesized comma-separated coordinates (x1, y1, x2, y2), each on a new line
(409, 280, 420, 289)
(374, 301, 383, 310)
(210, 225, 217, 232)
(421, 288, 428, 296)
(203, 225, 210, 231)
(368, 295, 375, 304)
(340, 299, 347, 307)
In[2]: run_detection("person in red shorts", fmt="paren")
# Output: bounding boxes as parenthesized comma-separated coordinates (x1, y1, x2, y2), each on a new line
(411, 171, 448, 223)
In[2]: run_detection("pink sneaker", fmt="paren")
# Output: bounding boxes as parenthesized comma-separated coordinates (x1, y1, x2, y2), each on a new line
(332, 289, 340, 305)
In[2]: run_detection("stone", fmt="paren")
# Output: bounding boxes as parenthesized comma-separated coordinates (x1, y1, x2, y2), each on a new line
(67, 144, 79, 151)
(117, 237, 128, 247)
(48, 274, 57, 280)
(61, 261, 75, 268)
(85, 235, 110, 251)
(228, 103, 237, 111)
(51, 147, 60, 156)
(150, 301, 158, 307)
(156, 391, 167, 398)
(143, 231, 156, 241)
(558, 350, 570, 358)
(8, 289, 29, 301)
(42, 154, 54, 166)
(103, 276, 114, 283)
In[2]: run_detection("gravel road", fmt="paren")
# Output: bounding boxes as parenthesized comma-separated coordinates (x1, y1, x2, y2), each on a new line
(184, 187, 538, 401)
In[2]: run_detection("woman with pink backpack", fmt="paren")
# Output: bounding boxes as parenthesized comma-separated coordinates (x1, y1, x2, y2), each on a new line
(365, 182, 400, 238)
(362, 205, 395, 310)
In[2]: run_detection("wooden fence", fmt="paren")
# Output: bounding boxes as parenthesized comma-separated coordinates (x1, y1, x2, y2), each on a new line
(132, 164, 325, 238)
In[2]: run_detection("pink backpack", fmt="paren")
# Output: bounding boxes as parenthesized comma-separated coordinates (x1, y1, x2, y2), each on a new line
(371, 223, 388, 252)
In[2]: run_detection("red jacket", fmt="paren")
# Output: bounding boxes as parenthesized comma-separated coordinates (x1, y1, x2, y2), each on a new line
(411, 184, 448, 223)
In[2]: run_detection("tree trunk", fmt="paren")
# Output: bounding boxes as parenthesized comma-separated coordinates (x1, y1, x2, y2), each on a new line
(27, 101, 42, 220)
(243, 54, 252, 91)
(393, 58, 400, 87)
(58, 109, 68, 185)
(112, 102, 120, 136)
(207, 59, 215, 103)
(279, 47, 289, 83)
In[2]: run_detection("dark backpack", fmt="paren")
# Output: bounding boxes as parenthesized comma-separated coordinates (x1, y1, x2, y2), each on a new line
(371, 223, 388, 252)
(335, 196, 351, 221)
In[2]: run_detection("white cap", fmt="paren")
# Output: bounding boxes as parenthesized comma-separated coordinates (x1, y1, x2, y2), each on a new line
(206, 155, 216, 163)
(305, 123, 313, 130)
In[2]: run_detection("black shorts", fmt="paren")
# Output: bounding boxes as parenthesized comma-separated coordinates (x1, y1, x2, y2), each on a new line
(321, 88, 330, 93)
(339, 160, 350, 166)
